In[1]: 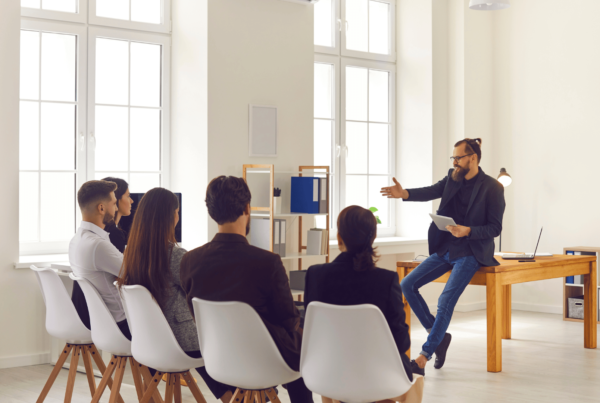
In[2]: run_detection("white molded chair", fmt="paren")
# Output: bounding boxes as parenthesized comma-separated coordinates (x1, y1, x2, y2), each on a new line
(300, 302, 416, 403)
(192, 298, 301, 403)
(30, 265, 124, 403)
(118, 283, 208, 403)
(70, 273, 163, 403)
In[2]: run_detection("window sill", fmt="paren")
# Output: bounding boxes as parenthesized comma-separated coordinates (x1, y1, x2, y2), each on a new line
(14, 254, 69, 270)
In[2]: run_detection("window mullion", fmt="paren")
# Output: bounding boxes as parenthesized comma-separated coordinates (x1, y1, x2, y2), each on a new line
(37, 31, 42, 244)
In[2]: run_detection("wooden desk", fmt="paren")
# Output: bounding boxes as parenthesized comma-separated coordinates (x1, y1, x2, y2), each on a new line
(397, 255, 598, 372)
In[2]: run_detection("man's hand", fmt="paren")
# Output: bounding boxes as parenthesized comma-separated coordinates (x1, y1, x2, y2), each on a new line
(381, 177, 409, 199)
(446, 225, 471, 238)
(415, 354, 428, 369)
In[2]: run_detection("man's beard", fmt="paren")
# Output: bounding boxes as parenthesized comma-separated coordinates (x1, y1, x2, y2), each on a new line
(452, 165, 470, 182)
(102, 210, 115, 226)
(246, 218, 251, 236)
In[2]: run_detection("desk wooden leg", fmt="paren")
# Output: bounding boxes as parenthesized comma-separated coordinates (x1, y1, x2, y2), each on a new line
(584, 261, 597, 349)
(397, 266, 411, 359)
(486, 274, 502, 372)
(502, 285, 512, 340)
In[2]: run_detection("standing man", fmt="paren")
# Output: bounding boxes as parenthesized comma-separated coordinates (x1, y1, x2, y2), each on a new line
(381, 138, 505, 372)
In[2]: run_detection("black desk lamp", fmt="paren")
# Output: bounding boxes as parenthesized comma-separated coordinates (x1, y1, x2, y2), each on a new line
(497, 168, 512, 251)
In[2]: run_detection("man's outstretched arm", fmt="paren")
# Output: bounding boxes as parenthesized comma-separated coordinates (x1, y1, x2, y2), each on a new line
(381, 175, 448, 202)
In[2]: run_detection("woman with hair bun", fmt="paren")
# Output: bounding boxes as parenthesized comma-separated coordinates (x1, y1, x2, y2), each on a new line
(304, 205, 423, 403)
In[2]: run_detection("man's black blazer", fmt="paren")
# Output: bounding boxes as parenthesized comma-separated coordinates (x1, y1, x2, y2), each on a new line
(304, 253, 413, 381)
(180, 233, 303, 371)
(406, 168, 505, 267)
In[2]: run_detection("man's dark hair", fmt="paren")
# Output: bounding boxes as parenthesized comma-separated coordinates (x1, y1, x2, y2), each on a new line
(77, 180, 117, 211)
(454, 138, 482, 163)
(205, 176, 252, 225)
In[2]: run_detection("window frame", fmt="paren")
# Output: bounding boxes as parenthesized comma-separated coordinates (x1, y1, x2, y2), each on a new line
(88, 0, 172, 34)
(314, 53, 341, 234)
(340, 0, 396, 63)
(314, 0, 341, 56)
(87, 25, 171, 190)
(340, 56, 396, 236)
(21, 0, 88, 24)
(19, 19, 88, 255)
(19, 1, 172, 256)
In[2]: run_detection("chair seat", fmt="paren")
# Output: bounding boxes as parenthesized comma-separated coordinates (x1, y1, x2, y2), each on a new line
(133, 351, 204, 373)
(231, 372, 301, 391)
(64, 338, 94, 344)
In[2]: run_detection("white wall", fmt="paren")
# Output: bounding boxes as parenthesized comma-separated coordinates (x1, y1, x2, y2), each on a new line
(395, 0, 491, 312)
(396, 0, 433, 240)
(171, 0, 209, 247)
(0, 0, 51, 369)
(429, 0, 600, 313)
(206, 0, 314, 240)
(493, 0, 600, 313)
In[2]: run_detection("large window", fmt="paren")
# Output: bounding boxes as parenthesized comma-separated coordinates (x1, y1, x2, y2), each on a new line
(314, 0, 396, 236)
(19, 0, 170, 255)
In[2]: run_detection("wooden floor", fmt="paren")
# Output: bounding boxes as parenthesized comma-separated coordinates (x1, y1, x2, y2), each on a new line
(1, 310, 599, 403)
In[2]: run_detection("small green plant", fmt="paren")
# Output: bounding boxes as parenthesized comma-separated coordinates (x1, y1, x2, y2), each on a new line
(369, 207, 382, 224)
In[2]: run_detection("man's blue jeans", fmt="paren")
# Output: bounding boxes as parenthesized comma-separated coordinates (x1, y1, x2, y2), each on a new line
(400, 252, 481, 359)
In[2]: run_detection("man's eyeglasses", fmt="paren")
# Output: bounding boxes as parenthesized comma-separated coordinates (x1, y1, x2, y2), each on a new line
(450, 153, 474, 163)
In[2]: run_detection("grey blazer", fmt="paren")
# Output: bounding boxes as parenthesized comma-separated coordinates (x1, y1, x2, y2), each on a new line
(159, 245, 200, 352)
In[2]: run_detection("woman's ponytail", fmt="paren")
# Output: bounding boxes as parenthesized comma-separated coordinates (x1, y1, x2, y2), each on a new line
(337, 206, 380, 272)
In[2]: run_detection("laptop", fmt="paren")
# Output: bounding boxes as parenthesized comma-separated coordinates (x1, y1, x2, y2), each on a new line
(502, 228, 543, 260)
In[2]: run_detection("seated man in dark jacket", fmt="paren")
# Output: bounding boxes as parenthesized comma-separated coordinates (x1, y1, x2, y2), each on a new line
(304, 206, 423, 403)
(180, 176, 313, 403)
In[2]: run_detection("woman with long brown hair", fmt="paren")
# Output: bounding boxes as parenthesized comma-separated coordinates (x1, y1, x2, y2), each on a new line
(117, 188, 233, 402)
(303, 205, 424, 403)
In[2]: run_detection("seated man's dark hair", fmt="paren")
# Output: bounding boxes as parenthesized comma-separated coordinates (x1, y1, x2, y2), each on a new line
(77, 180, 117, 211)
(205, 176, 252, 225)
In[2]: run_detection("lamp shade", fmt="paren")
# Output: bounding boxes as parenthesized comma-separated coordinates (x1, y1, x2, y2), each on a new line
(469, 0, 510, 11)
(497, 168, 512, 187)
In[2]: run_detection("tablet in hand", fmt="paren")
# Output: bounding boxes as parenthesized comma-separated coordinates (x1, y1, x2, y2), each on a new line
(429, 213, 457, 232)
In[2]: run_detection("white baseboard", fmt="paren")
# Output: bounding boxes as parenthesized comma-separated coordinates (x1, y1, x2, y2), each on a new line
(512, 302, 562, 315)
(426, 302, 563, 315)
(0, 352, 50, 369)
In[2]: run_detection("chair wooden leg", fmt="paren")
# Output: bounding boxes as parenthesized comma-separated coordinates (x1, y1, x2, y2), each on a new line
(230, 388, 243, 403)
(129, 358, 145, 400)
(90, 355, 119, 403)
(140, 365, 165, 403)
(264, 388, 282, 403)
(182, 370, 208, 403)
(81, 345, 97, 397)
(108, 357, 127, 403)
(174, 374, 182, 403)
(89, 345, 125, 403)
(243, 390, 253, 403)
(64, 345, 81, 403)
(164, 374, 175, 403)
(140, 371, 164, 403)
(36, 343, 74, 403)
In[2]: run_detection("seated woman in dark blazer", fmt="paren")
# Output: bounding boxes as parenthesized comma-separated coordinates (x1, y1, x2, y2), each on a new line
(304, 205, 423, 403)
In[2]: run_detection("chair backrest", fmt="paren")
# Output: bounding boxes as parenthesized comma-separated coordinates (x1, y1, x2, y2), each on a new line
(30, 265, 92, 344)
(69, 273, 131, 356)
(118, 284, 198, 371)
(300, 302, 414, 403)
(192, 298, 300, 390)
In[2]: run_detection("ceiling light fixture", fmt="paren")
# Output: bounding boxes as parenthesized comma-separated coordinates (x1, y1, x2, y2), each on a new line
(469, 0, 510, 11)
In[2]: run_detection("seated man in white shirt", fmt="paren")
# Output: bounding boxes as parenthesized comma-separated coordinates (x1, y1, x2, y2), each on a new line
(69, 180, 131, 337)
